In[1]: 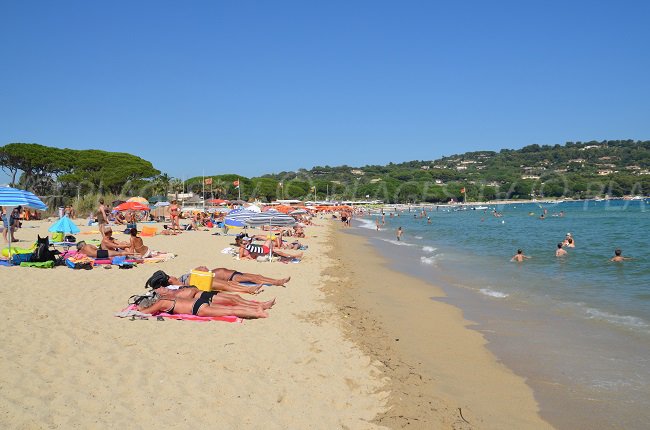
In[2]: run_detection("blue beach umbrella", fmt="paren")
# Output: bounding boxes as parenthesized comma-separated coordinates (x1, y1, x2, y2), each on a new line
(0, 187, 48, 210)
(48, 215, 80, 234)
(0, 187, 48, 258)
(224, 209, 256, 231)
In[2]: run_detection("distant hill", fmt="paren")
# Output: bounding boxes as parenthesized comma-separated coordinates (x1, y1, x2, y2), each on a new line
(258, 140, 650, 202)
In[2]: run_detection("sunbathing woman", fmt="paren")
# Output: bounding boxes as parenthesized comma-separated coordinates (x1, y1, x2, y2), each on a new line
(147, 269, 265, 295)
(238, 237, 303, 261)
(145, 276, 276, 312)
(126, 229, 151, 257)
(135, 292, 269, 319)
(205, 265, 290, 286)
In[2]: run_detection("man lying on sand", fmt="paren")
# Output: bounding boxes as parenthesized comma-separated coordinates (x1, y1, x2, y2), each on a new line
(77, 241, 130, 258)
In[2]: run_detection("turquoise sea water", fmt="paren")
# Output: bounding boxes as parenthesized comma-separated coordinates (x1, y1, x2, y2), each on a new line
(352, 199, 650, 430)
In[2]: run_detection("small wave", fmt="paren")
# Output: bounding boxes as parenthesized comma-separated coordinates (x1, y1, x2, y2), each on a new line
(377, 237, 414, 246)
(584, 308, 649, 330)
(422, 246, 437, 253)
(479, 288, 509, 298)
(414, 236, 423, 240)
(420, 256, 437, 265)
(356, 219, 377, 230)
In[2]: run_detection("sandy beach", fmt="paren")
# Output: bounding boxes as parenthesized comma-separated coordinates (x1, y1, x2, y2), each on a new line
(1, 217, 551, 429)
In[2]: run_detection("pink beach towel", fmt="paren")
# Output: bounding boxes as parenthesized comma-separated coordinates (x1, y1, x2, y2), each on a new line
(120, 305, 241, 323)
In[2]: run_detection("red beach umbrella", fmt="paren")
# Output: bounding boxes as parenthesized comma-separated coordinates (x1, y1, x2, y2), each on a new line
(114, 201, 150, 211)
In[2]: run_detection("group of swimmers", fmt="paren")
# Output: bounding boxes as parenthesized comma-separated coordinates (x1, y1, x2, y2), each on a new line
(512, 232, 632, 263)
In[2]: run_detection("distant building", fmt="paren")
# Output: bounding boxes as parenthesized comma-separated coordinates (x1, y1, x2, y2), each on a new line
(597, 170, 615, 176)
(521, 175, 541, 180)
(420, 165, 430, 170)
(350, 169, 365, 175)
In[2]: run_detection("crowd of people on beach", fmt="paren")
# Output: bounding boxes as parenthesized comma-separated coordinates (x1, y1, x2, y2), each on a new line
(1, 195, 327, 321)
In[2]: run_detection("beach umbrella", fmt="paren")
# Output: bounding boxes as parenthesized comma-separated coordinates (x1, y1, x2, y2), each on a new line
(289, 209, 307, 215)
(244, 204, 261, 213)
(48, 215, 80, 234)
(127, 196, 149, 204)
(245, 212, 296, 261)
(224, 209, 257, 231)
(0, 187, 48, 259)
(0, 187, 48, 210)
(114, 201, 150, 211)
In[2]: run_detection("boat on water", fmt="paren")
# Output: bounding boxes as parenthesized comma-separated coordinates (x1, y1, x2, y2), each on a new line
(473, 206, 489, 210)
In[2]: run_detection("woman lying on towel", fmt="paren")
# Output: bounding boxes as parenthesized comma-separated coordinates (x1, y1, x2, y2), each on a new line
(238, 237, 303, 261)
(146, 269, 265, 295)
(145, 273, 275, 313)
(134, 292, 269, 319)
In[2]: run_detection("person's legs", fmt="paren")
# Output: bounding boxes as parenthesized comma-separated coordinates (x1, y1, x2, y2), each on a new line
(211, 280, 264, 294)
(272, 248, 303, 259)
(212, 292, 276, 310)
(197, 303, 268, 319)
(231, 272, 290, 286)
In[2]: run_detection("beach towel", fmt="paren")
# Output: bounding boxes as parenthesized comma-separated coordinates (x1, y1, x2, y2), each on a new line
(20, 261, 55, 269)
(116, 305, 241, 323)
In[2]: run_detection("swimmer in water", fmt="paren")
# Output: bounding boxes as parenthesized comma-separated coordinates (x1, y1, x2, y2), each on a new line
(610, 249, 633, 262)
(556, 243, 567, 257)
(511, 249, 531, 262)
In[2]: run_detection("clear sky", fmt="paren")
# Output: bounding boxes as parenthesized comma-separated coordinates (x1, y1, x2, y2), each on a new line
(2, 0, 649, 183)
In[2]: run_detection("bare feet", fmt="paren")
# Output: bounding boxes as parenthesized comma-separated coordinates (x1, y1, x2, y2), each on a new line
(274, 277, 291, 286)
(262, 298, 276, 309)
(247, 285, 264, 295)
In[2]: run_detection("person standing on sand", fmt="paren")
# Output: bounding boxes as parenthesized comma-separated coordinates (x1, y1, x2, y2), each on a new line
(511, 249, 531, 262)
(169, 200, 180, 234)
(396, 226, 403, 241)
(97, 198, 109, 234)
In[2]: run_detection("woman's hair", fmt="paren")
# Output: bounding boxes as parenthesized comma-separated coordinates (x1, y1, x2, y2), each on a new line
(145, 270, 170, 290)
(129, 292, 160, 308)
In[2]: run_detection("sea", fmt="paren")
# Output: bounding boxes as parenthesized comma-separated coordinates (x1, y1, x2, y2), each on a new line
(351, 199, 650, 430)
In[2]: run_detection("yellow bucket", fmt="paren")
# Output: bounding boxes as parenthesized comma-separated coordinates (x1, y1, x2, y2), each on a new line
(189, 270, 214, 291)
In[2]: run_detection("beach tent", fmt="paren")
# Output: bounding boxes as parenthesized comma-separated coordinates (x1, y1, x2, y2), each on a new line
(0, 186, 48, 259)
(48, 215, 80, 234)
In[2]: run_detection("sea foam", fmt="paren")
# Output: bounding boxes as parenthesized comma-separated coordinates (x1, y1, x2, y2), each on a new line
(422, 246, 437, 253)
(584, 307, 650, 331)
(480, 288, 509, 298)
(420, 256, 437, 265)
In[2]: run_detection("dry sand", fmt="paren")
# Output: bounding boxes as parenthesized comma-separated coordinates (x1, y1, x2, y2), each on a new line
(0, 217, 552, 429)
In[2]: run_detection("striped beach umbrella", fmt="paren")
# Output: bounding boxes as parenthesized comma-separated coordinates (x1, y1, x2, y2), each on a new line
(0, 187, 48, 258)
(0, 187, 48, 211)
(244, 211, 296, 261)
(244, 211, 296, 227)
(224, 209, 257, 230)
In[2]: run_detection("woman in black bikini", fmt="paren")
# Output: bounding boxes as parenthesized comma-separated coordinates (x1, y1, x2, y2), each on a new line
(135, 292, 270, 319)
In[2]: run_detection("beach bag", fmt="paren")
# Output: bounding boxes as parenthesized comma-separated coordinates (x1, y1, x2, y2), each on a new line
(11, 252, 34, 265)
(51, 232, 64, 242)
(64, 234, 76, 243)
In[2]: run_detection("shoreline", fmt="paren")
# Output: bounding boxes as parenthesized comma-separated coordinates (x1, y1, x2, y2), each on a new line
(325, 222, 552, 429)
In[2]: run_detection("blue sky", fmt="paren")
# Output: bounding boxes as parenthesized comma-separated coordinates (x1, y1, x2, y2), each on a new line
(2, 0, 649, 183)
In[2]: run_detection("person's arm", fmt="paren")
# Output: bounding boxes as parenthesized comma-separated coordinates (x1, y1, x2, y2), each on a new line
(137, 300, 165, 315)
